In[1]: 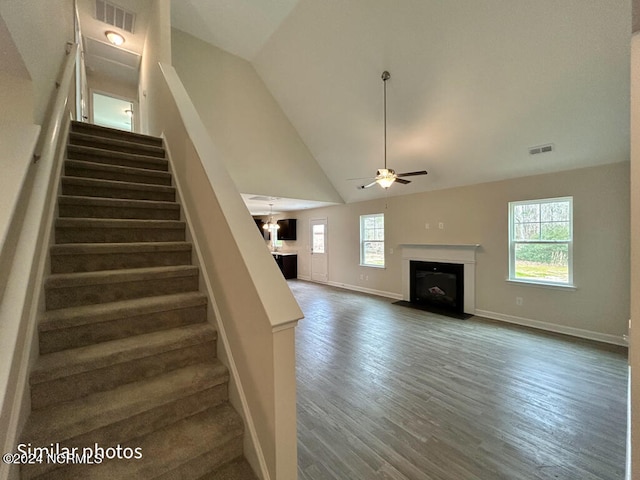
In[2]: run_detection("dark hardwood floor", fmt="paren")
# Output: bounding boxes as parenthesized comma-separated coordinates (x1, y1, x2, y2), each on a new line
(290, 280, 628, 480)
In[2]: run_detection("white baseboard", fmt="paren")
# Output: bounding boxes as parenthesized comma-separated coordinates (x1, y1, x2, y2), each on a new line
(326, 281, 403, 301)
(475, 309, 628, 346)
(295, 276, 402, 300)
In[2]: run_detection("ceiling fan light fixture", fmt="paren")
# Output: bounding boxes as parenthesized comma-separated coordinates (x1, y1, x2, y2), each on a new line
(352, 71, 428, 190)
(105, 30, 125, 46)
(376, 168, 397, 189)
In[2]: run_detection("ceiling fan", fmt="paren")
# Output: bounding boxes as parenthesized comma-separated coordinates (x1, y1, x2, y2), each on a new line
(355, 71, 428, 190)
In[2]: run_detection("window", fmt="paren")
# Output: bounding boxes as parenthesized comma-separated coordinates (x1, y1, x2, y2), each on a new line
(360, 213, 384, 267)
(509, 197, 573, 286)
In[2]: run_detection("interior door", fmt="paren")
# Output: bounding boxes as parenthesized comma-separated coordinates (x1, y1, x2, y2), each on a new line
(91, 91, 134, 132)
(310, 218, 328, 283)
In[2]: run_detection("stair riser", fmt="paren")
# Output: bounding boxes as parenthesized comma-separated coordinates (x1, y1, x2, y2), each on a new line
(55, 226, 185, 244)
(58, 203, 180, 220)
(40, 304, 206, 353)
(61, 183, 175, 202)
(30, 342, 216, 410)
(67, 148, 168, 172)
(45, 274, 198, 310)
(65, 164, 172, 186)
(71, 123, 164, 148)
(51, 249, 191, 274)
(22, 385, 227, 480)
(155, 436, 244, 480)
(69, 136, 166, 158)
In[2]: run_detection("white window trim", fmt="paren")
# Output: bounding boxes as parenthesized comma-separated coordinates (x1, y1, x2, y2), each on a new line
(360, 213, 385, 268)
(508, 196, 574, 287)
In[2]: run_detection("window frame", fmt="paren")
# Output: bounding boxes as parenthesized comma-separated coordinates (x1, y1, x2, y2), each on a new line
(360, 213, 385, 268)
(508, 196, 574, 287)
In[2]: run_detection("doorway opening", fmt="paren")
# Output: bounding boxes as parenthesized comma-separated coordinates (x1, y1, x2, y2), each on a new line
(92, 92, 134, 132)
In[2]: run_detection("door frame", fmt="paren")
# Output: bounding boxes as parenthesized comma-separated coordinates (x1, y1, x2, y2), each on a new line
(90, 88, 138, 132)
(309, 217, 328, 283)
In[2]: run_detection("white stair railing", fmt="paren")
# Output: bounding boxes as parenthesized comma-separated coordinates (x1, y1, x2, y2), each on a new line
(0, 42, 79, 480)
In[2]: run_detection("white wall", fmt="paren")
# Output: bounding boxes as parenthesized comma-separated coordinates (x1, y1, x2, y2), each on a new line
(290, 162, 630, 343)
(139, 0, 171, 135)
(0, 0, 74, 125)
(170, 28, 344, 205)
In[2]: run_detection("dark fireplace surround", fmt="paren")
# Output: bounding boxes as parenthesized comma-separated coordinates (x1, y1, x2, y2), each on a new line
(409, 260, 465, 317)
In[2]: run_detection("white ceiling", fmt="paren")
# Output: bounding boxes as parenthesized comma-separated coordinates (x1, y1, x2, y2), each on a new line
(240, 194, 339, 216)
(170, 0, 299, 60)
(171, 0, 631, 206)
(78, 0, 151, 86)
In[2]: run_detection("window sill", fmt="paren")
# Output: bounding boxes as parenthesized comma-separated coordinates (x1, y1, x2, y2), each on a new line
(506, 278, 576, 291)
(360, 264, 385, 269)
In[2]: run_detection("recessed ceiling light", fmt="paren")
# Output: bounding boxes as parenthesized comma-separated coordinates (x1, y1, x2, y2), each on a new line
(105, 31, 125, 46)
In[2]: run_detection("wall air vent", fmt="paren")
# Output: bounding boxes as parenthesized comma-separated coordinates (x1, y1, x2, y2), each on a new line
(528, 144, 554, 155)
(96, 0, 135, 33)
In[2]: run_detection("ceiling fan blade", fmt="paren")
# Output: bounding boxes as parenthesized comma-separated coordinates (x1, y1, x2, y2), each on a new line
(347, 176, 375, 181)
(357, 181, 378, 190)
(395, 178, 411, 185)
(396, 170, 428, 177)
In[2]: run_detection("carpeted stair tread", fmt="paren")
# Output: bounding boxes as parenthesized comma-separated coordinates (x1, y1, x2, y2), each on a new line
(50, 241, 191, 257)
(61, 176, 175, 194)
(69, 131, 166, 158)
(30, 323, 216, 385)
(58, 195, 180, 211)
(49, 241, 192, 273)
(55, 218, 186, 244)
(56, 217, 184, 229)
(65, 159, 172, 185)
(40, 291, 207, 332)
(197, 458, 259, 480)
(66, 144, 168, 171)
(46, 265, 198, 289)
(57, 196, 181, 221)
(22, 361, 229, 447)
(44, 265, 198, 309)
(37, 406, 244, 480)
(71, 121, 164, 147)
(38, 291, 207, 353)
(60, 176, 176, 202)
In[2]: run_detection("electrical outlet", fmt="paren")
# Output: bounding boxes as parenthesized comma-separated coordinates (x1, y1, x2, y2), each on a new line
(438, 222, 444, 229)
(425, 223, 430, 229)
(389, 248, 394, 254)
(365, 275, 369, 281)
(516, 297, 523, 306)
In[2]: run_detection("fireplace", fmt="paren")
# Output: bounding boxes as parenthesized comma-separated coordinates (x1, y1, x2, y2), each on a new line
(400, 244, 479, 316)
(410, 261, 464, 316)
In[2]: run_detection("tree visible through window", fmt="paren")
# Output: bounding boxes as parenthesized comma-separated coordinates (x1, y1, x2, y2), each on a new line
(509, 197, 573, 285)
(360, 213, 385, 267)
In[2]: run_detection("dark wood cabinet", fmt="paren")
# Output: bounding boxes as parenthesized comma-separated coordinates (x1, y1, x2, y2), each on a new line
(276, 219, 297, 240)
(272, 253, 297, 279)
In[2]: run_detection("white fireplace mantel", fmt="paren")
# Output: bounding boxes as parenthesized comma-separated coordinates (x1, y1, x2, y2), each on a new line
(400, 244, 480, 314)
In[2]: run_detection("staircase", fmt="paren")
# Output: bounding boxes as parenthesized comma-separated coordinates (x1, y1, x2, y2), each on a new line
(20, 122, 258, 479)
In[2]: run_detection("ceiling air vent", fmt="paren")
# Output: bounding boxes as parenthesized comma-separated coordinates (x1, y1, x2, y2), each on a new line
(96, 0, 135, 33)
(528, 144, 554, 156)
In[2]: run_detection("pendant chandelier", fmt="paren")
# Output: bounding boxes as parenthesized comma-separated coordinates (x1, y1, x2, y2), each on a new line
(263, 204, 280, 230)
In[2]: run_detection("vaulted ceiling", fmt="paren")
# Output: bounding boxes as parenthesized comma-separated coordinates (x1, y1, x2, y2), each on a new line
(171, 0, 630, 205)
